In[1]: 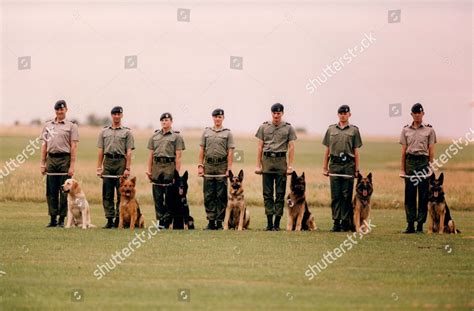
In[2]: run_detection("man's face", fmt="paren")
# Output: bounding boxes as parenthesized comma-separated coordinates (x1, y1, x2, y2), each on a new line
(55, 108, 67, 120)
(111, 113, 123, 124)
(213, 115, 224, 127)
(272, 111, 283, 123)
(411, 111, 424, 123)
(161, 118, 172, 129)
(338, 112, 350, 123)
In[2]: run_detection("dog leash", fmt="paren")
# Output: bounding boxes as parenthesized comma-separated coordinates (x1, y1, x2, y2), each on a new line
(100, 175, 122, 179)
(46, 172, 69, 176)
(399, 173, 432, 179)
(254, 171, 291, 176)
(150, 181, 174, 187)
(202, 174, 227, 178)
(327, 173, 355, 179)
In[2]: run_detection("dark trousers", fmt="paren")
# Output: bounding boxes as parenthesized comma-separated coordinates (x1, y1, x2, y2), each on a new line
(102, 158, 125, 218)
(46, 155, 70, 217)
(203, 161, 228, 221)
(404, 155, 430, 224)
(329, 160, 355, 222)
(151, 161, 175, 222)
(262, 173, 287, 217)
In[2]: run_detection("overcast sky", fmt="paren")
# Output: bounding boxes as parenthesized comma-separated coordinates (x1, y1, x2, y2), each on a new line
(1, 0, 472, 139)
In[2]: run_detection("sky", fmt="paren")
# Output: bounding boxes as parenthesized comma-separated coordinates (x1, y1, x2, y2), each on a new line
(1, 0, 472, 139)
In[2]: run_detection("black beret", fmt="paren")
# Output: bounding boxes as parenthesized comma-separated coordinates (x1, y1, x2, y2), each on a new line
(337, 105, 350, 113)
(212, 108, 224, 116)
(271, 103, 284, 112)
(111, 106, 123, 114)
(54, 100, 67, 110)
(411, 103, 424, 113)
(160, 112, 173, 121)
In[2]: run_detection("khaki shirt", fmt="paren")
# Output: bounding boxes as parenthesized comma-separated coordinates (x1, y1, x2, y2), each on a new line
(200, 127, 235, 158)
(41, 119, 79, 153)
(399, 122, 436, 156)
(255, 121, 297, 152)
(322, 123, 362, 157)
(97, 125, 135, 155)
(147, 129, 185, 157)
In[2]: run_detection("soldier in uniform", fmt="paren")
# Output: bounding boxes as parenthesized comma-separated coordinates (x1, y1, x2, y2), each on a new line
(40, 100, 79, 227)
(255, 103, 297, 231)
(96, 106, 135, 229)
(198, 108, 235, 230)
(322, 105, 362, 232)
(146, 112, 185, 229)
(399, 103, 436, 233)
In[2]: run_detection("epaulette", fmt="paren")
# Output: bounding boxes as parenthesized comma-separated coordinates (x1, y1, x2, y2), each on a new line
(263, 121, 270, 125)
(174, 130, 180, 134)
(351, 124, 358, 129)
(154, 129, 160, 133)
(404, 124, 410, 128)
(123, 126, 130, 130)
(425, 124, 432, 127)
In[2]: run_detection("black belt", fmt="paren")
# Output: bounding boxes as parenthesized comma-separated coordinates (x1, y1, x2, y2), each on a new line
(263, 152, 286, 158)
(205, 156, 227, 164)
(406, 154, 428, 160)
(154, 156, 175, 164)
(105, 153, 125, 159)
(330, 154, 354, 163)
(48, 152, 70, 158)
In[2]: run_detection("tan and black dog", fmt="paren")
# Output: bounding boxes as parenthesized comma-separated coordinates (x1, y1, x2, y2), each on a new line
(353, 173, 373, 233)
(224, 169, 250, 230)
(118, 177, 145, 230)
(286, 171, 316, 231)
(427, 173, 459, 234)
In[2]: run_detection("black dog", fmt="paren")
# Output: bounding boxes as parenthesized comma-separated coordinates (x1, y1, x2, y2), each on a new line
(167, 170, 194, 230)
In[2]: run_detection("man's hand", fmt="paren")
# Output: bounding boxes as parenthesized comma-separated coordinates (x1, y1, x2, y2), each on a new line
(198, 165, 204, 177)
(399, 170, 406, 177)
(322, 168, 329, 176)
(254, 165, 262, 175)
(68, 167, 74, 177)
(96, 167, 103, 177)
(145, 170, 152, 181)
(286, 166, 293, 175)
(123, 168, 130, 178)
(40, 166, 46, 175)
(225, 169, 231, 177)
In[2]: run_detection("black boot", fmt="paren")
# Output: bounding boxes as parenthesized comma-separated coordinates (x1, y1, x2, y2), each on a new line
(114, 217, 119, 228)
(46, 216, 58, 228)
(416, 222, 423, 233)
(273, 216, 281, 231)
(341, 219, 353, 232)
(265, 215, 273, 231)
(57, 216, 65, 228)
(403, 222, 416, 234)
(330, 220, 342, 232)
(103, 217, 114, 229)
(205, 220, 216, 230)
(216, 221, 223, 230)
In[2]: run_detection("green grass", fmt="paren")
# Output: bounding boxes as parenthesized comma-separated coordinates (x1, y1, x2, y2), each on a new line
(0, 202, 473, 310)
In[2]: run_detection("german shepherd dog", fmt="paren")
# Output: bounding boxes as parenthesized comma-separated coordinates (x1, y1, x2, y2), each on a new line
(119, 177, 145, 230)
(427, 173, 459, 234)
(353, 173, 373, 233)
(224, 169, 250, 230)
(167, 170, 195, 230)
(286, 171, 316, 231)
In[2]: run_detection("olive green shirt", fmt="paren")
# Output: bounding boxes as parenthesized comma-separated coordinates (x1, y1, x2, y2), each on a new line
(322, 123, 362, 157)
(147, 129, 185, 157)
(97, 125, 135, 155)
(399, 122, 437, 156)
(255, 121, 297, 152)
(200, 127, 235, 158)
(41, 119, 79, 153)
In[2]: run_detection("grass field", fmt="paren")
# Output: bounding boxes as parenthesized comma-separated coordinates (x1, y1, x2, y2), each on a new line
(0, 126, 473, 309)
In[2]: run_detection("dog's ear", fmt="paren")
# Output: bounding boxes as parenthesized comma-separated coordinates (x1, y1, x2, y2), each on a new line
(131, 176, 137, 185)
(430, 173, 436, 184)
(228, 170, 234, 180)
(71, 180, 79, 192)
(301, 172, 305, 180)
(174, 169, 180, 180)
(357, 173, 362, 183)
(438, 172, 444, 185)
(367, 172, 372, 182)
(183, 171, 188, 181)
(238, 169, 244, 181)
(291, 171, 298, 181)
